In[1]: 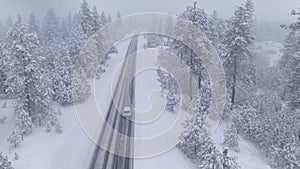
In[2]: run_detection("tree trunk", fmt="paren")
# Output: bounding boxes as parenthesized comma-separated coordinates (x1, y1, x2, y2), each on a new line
(190, 53, 193, 100)
(231, 55, 237, 109)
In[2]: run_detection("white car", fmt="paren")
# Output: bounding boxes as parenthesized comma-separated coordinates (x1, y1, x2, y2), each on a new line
(122, 106, 131, 117)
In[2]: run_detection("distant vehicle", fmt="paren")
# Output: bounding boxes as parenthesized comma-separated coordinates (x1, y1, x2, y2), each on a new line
(122, 106, 131, 117)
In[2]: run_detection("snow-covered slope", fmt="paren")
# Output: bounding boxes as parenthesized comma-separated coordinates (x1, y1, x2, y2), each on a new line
(212, 121, 272, 169)
(0, 100, 95, 169)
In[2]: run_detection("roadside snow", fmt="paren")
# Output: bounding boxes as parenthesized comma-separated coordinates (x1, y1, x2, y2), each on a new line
(134, 35, 197, 169)
(212, 121, 271, 169)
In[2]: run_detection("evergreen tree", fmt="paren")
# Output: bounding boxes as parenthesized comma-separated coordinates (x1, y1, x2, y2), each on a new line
(180, 1, 211, 36)
(100, 11, 108, 27)
(68, 13, 86, 63)
(42, 8, 62, 77)
(223, 124, 240, 152)
(42, 8, 60, 43)
(7, 130, 21, 148)
(16, 110, 34, 133)
(73, 68, 91, 103)
(197, 135, 224, 169)
(280, 9, 300, 109)
(222, 0, 256, 106)
(59, 16, 72, 41)
(0, 151, 13, 169)
(5, 16, 54, 130)
(91, 6, 101, 33)
(28, 14, 40, 36)
(178, 110, 204, 161)
(53, 46, 74, 105)
(208, 10, 226, 48)
(0, 35, 7, 95)
(223, 151, 241, 169)
(79, 0, 93, 36)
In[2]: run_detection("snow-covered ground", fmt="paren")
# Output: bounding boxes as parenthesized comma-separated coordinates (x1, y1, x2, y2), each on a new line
(212, 121, 271, 169)
(0, 100, 95, 169)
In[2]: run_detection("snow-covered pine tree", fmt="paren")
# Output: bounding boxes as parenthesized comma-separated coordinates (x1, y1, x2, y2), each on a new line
(196, 130, 241, 169)
(42, 8, 64, 91)
(156, 68, 180, 112)
(100, 11, 108, 27)
(0, 35, 6, 95)
(233, 101, 259, 138)
(197, 136, 224, 169)
(94, 11, 117, 79)
(59, 15, 72, 41)
(208, 10, 226, 49)
(91, 6, 101, 34)
(277, 135, 300, 169)
(28, 14, 40, 36)
(223, 152, 241, 169)
(42, 8, 79, 107)
(73, 68, 91, 103)
(7, 130, 21, 148)
(177, 109, 204, 161)
(222, 0, 256, 107)
(79, 0, 93, 36)
(64, 13, 93, 103)
(280, 9, 300, 110)
(5, 15, 54, 131)
(223, 124, 239, 152)
(68, 13, 86, 64)
(173, 1, 213, 97)
(16, 110, 34, 134)
(180, 1, 211, 39)
(0, 151, 13, 169)
(42, 8, 60, 44)
(53, 44, 74, 105)
(44, 109, 62, 134)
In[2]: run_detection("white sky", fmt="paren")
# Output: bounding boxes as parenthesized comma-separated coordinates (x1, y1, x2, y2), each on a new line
(0, 0, 299, 22)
